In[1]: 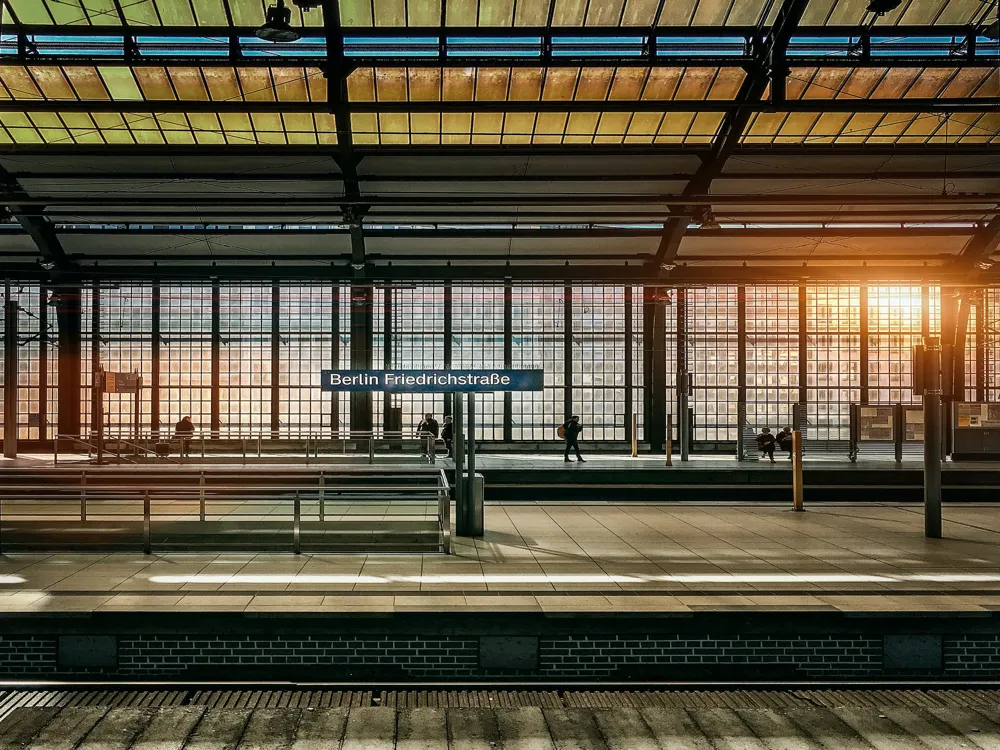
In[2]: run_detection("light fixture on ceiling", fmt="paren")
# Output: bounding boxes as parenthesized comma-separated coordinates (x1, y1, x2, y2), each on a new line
(983, 19, 1000, 40)
(696, 207, 721, 231)
(292, 0, 323, 7)
(866, 0, 901, 15)
(976, 260, 994, 271)
(256, 0, 301, 42)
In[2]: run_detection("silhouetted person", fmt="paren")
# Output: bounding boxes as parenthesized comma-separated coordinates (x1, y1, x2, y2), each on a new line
(776, 427, 794, 460)
(562, 415, 585, 463)
(175, 416, 195, 458)
(756, 427, 776, 463)
(441, 415, 454, 458)
(417, 413, 439, 457)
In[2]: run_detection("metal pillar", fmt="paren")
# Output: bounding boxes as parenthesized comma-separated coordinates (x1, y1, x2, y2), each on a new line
(648, 288, 667, 453)
(453, 391, 465, 535)
(503, 280, 513, 442)
(736, 285, 746, 461)
(678, 369, 691, 461)
(792, 430, 804, 511)
(330, 285, 340, 434)
(270, 281, 280, 440)
(443, 282, 453, 418)
(56, 286, 82, 440)
(924, 338, 943, 539)
(563, 283, 573, 421)
(624, 285, 633, 446)
(37, 285, 47, 442)
(3, 300, 17, 458)
(350, 284, 374, 436)
(859, 284, 869, 406)
(210, 280, 221, 437)
(90, 283, 100, 439)
(150, 281, 161, 438)
(382, 285, 393, 432)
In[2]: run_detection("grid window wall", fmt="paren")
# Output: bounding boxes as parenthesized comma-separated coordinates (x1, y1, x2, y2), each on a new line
(806, 286, 860, 440)
(374, 286, 446, 433)
(686, 286, 739, 442)
(219, 284, 271, 433)
(988, 289, 1000, 403)
(453, 284, 505, 441)
(572, 285, 626, 441)
(160, 284, 212, 435)
(98, 285, 153, 435)
(279, 284, 349, 435)
(868, 285, 924, 405)
(511, 285, 565, 441)
(0, 284, 45, 441)
(745, 286, 799, 431)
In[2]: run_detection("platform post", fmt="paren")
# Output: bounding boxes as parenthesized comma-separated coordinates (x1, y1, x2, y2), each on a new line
(143, 490, 151, 555)
(665, 413, 673, 467)
(454, 392, 465, 535)
(893, 403, 903, 463)
(924, 338, 943, 539)
(678, 370, 690, 462)
(792, 430, 804, 511)
(293, 491, 301, 554)
(199, 471, 206, 522)
(631, 414, 638, 457)
(4, 300, 18, 459)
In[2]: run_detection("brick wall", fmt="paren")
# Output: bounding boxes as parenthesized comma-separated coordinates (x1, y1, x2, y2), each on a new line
(117, 635, 480, 678)
(539, 634, 883, 679)
(944, 635, 1000, 675)
(0, 636, 58, 673)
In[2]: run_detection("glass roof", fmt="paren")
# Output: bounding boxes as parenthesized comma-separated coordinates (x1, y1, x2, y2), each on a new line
(742, 111, 1000, 145)
(6, 0, 988, 28)
(785, 67, 1000, 101)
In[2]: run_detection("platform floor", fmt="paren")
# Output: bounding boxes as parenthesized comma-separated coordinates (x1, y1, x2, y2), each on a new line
(2, 690, 1000, 749)
(2, 502, 1000, 615)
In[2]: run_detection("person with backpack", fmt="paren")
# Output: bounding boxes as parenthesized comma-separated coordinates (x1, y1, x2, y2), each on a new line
(560, 415, 585, 463)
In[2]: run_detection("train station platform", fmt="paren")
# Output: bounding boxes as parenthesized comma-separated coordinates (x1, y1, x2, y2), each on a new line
(1, 501, 1000, 682)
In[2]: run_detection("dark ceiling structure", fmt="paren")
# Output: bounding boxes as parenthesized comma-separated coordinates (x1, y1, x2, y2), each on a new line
(0, 0, 996, 283)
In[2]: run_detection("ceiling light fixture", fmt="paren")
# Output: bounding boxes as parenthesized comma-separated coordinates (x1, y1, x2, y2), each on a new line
(866, 0, 901, 14)
(256, 0, 301, 42)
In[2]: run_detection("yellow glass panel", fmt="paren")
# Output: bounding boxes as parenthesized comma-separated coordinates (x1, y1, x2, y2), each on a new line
(904, 0, 954, 24)
(373, 0, 406, 26)
(871, 114, 909, 137)
(134, 68, 177, 100)
(340, 0, 374, 26)
(707, 67, 744, 100)
(99, 67, 143, 101)
(191, 0, 228, 25)
(164, 130, 196, 145)
(0, 67, 44, 101)
(316, 113, 337, 144)
(809, 112, 850, 139)
(596, 111, 629, 136)
(446, 0, 479, 25)
(61, 112, 97, 130)
(904, 68, 956, 98)
(588, 0, 625, 25)
(796, 68, 846, 100)
(238, 68, 277, 102)
(643, 68, 683, 99)
(608, 68, 646, 101)
(565, 111, 598, 136)
(509, 69, 543, 101)
(838, 69, 881, 100)
(10, 125, 43, 144)
(778, 112, 819, 137)
(658, 111, 693, 136)
(287, 131, 317, 145)
(8, 0, 54, 24)
(475, 69, 511, 101)
(871, 68, 919, 100)
(688, 112, 723, 140)
(725, 0, 771, 26)
(193, 129, 226, 145)
(155, 113, 188, 131)
(472, 112, 503, 135)
(171, 68, 211, 101)
(513, 0, 551, 25)
(272, 68, 311, 102)
(442, 112, 472, 134)
(675, 68, 715, 100)
(621, 0, 659, 25)
(122, 0, 162, 26)
(347, 68, 377, 102)
(351, 113, 379, 140)
(219, 112, 253, 132)
(944, 68, 993, 98)
(575, 68, 613, 100)
(407, 0, 440, 25)
(379, 112, 409, 137)
(187, 111, 221, 136)
(479, 0, 515, 26)
(502, 113, 535, 143)
(256, 129, 286, 146)
(63, 67, 111, 100)
(798, 0, 835, 26)
(0, 129, 13, 144)
(690, 0, 729, 25)
(535, 111, 568, 137)
(551, 0, 586, 26)
(410, 112, 441, 142)
(405, 68, 441, 101)
(375, 68, 410, 101)
(541, 68, 579, 101)
(283, 112, 314, 133)
(626, 111, 662, 136)
(251, 112, 284, 136)
(899, 115, 939, 138)
(443, 68, 476, 101)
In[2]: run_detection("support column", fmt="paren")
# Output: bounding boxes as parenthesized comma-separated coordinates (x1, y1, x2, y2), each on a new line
(270, 282, 281, 439)
(676, 287, 689, 459)
(798, 285, 808, 407)
(624, 286, 634, 445)
(976, 290, 986, 402)
(736, 285, 747, 459)
(56, 285, 82, 440)
(563, 283, 572, 421)
(150, 281, 160, 437)
(331, 285, 340, 434)
(90, 283, 100, 437)
(350, 284, 374, 435)
(382, 285, 392, 432)
(923, 337, 943, 539)
(210, 279, 221, 438)
(503, 280, 513, 442)
(4, 299, 17, 458)
(859, 284, 869, 406)
(643, 286, 667, 454)
(443, 282, 453, 418)
(37, 285, 48, 442)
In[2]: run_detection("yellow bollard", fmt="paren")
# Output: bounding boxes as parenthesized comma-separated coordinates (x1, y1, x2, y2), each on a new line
(631, 414, 638, 458)
(665, 432, 673, 467)
(792, 430, 804, 511)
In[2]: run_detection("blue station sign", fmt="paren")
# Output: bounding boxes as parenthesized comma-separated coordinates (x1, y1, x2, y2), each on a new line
(321, 369, 543, 392)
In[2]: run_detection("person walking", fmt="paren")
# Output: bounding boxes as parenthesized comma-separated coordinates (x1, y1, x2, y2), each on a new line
(756, 427, 776, 463)
(174, 415, 195, 458)
(416, 413, 440, 457)
(776, 427, 794, 460)
(562, 415, 585, 463)
(441, 415, 454, 458)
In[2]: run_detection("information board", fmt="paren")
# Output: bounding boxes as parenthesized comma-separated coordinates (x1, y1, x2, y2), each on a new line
(321, 369, 544, 393)
(859, 406, 894, 441)
(956, 403, 1000, 428)
(904, 408, 924, 442)
(104, 371, 141, 394)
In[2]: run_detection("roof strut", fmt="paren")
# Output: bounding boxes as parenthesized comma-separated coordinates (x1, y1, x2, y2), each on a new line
(650, 0, 810, 277)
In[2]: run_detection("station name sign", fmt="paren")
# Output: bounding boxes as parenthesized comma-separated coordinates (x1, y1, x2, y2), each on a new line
(321, 369, 543, 392)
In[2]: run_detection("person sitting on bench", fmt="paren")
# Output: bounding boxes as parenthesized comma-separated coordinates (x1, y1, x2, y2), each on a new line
(756, 427, 776, 463)
(776, 427, 794, 459)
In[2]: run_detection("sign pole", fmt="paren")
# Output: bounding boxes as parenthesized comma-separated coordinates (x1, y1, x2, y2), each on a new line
(3, 301, 17, 459)
(467, 392, 476, 534)
(924, 338, 943, 539)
